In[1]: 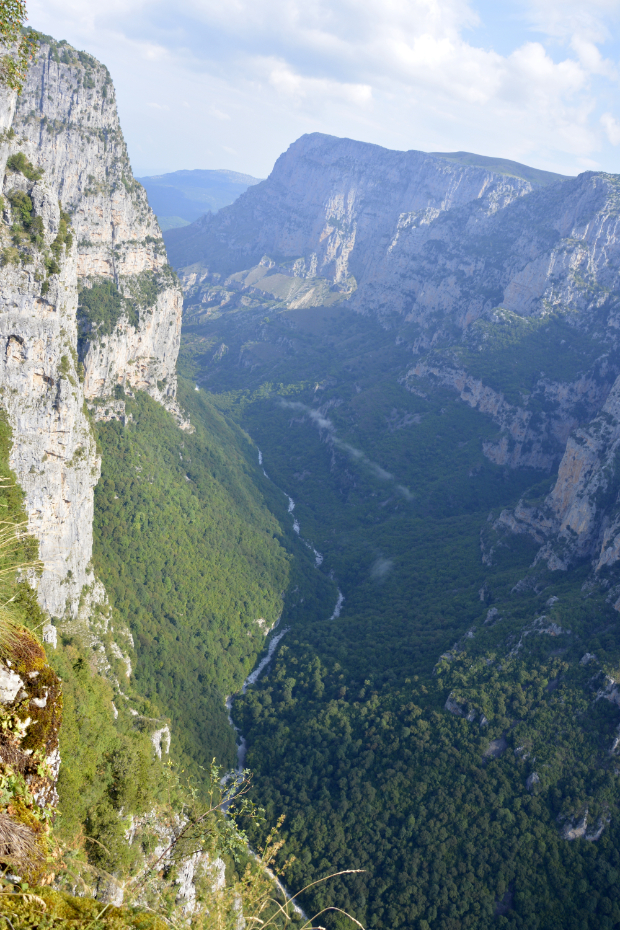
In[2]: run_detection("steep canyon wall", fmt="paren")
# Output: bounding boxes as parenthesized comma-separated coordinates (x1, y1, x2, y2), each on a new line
(165, 134, 620, 582)
(0, 37, 183, 620)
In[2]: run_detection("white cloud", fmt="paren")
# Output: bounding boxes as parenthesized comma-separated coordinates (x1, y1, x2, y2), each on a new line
(278, 400, 414, 490)
(524, 0, 620, 42)
(25, 0, 620, 177)
(265, 59, 372, 107)
(602, 112, 620, 145)
(210, 106, 231, 120)
(371, 557, 393, 580)
(570, 36, 616, 78)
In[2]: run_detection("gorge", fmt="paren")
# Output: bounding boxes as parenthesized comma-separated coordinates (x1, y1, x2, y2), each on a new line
(1, 25, 620, 930)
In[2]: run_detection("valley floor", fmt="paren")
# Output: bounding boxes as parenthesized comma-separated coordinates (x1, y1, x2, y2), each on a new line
(153, 305, 620, 930)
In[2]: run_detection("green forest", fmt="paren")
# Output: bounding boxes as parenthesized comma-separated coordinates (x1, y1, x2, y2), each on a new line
(168, 297, 620, 929)
(3, 14, 620, 929)
(0, 412, 304, 928)
(92, 386, 298, 772)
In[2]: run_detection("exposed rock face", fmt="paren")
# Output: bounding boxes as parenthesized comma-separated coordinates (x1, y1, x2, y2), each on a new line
(166, 133, 547, 310)
(375, 170, 620, 333)
(0, 136, 98, 616)
(13, 40, 183, 413)
(0, 625, 63, 879)
(165, 133, 620, 574)
(499, 374, 620, 572)
(166, 138, 620, 478)
(151, 725, 171, 759)
(405, 360, 611, 471)
(561, 809, 609, 842)
(166, 133, 546, 271)
(166, 137, 620, 339)
(0, 37, 184, 617)
(127, 810, 226, 916)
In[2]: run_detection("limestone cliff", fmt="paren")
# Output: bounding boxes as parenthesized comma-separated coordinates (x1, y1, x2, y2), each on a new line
(165, 136, 620, 476)
(0, 133, 97, 617)
(165, 135, 620, 338)
(166, 132, 546, 310)
(495, 374, 620, 575)
(12, 38, 183, 414)
(0, 35, 184, 620)
(404, 360, 608, 472)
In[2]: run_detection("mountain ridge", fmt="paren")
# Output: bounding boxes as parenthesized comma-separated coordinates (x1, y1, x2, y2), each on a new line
(3, 29, 620, 929)
(430, 149, 571, 186)
(164, 131, 540, 277)
(138, 167, 263, 230)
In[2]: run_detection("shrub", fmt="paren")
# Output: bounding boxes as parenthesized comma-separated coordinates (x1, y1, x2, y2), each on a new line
(78, 280, 138, 335)
(50, 208, 72, 260)
(2, 246, 19, 265)
(7, 189, 33, 226)
(6, 152, 43, 182)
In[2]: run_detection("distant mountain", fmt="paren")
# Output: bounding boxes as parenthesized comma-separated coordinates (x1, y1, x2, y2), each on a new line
(163, 133, 572, 292)
(137, 168, 263, 231)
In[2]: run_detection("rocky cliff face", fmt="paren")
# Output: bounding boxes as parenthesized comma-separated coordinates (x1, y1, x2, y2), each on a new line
(494, 373, 620, 577)
(166, 132, 546, 303)
(166, 135, 620, 338)
(166, 140, 620, 467)
(165, 133, 620, 584)
(0, 36, 184, 620)
(404, 359, 610, 472)
(390, 169, 620, 339)
(0, 137, 98, 617)
(13, 40, 183, 414)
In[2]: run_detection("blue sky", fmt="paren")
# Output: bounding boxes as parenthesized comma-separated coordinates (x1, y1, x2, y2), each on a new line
(27, 0, 620, 179)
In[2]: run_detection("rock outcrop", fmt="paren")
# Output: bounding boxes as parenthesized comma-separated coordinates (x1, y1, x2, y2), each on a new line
(165, 133, 554, 286)
(0, 621, 62, 880)
(497, 373, 620, 573)
(166, 135, 620, 340)
(405, 358, 611, 472)
(0, 135, 98, 617)
(165, 135, 620, 479)
(165, 134, 620, 571)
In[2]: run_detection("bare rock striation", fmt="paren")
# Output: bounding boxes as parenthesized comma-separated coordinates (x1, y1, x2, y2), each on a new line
(166, 138, 620, 463)
(166, 134, 620, 340)
(495, 373, 620, 574)
(165, 133, 555, 297)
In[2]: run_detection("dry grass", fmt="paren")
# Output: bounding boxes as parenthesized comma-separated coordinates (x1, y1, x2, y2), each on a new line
(0, 609, 45, 668)
(0, 812, 44, 876)
(0, 507, 44, 666)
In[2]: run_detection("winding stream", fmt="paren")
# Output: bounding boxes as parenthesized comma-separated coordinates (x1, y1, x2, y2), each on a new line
(330, 588, 345, 619)
(225, 628, 289, 772)
(227, 449, 340, 771)
(222, 448, 343, 918)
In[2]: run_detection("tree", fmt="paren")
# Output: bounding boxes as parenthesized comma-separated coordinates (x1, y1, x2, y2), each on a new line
(0, 0, 36, 92)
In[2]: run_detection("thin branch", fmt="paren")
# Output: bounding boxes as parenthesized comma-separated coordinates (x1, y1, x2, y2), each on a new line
(286, 870, 366, 903)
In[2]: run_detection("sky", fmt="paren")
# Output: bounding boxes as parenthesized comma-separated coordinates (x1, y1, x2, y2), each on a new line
(26, 0, 620, 179)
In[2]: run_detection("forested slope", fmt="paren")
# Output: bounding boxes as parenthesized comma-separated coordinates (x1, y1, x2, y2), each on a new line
(173, 246, 620, 928)
(91, 384, 296, 772)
